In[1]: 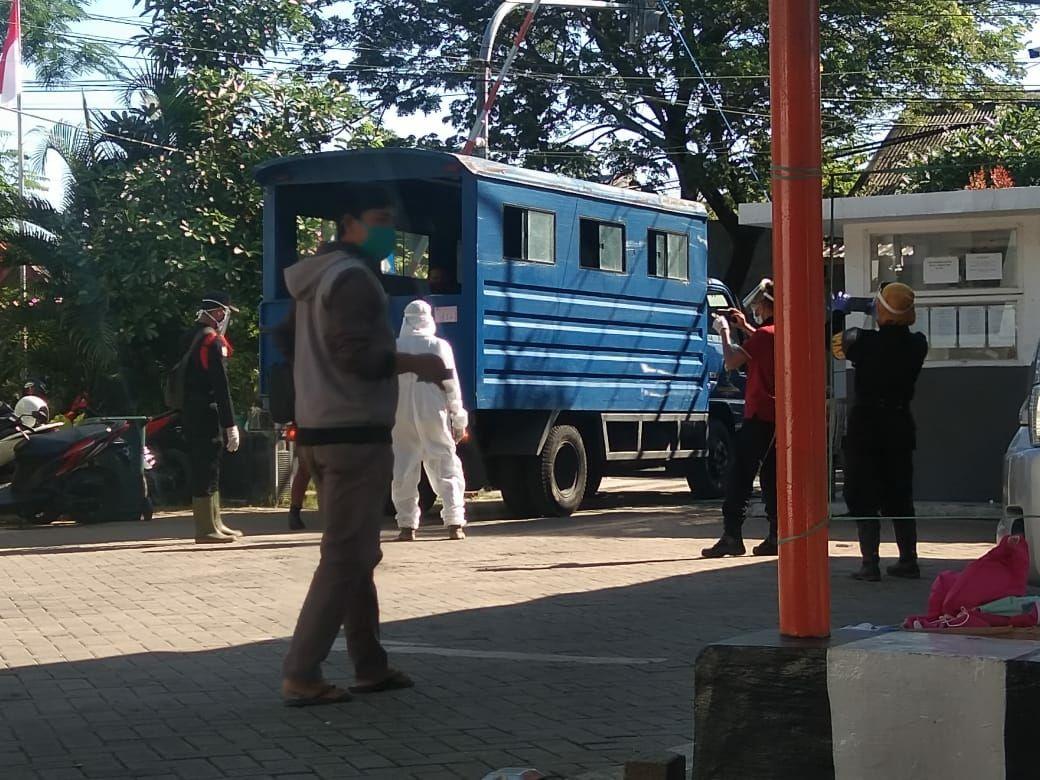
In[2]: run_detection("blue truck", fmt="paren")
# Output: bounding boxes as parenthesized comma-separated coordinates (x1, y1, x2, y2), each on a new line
(255, 148, 744, 516)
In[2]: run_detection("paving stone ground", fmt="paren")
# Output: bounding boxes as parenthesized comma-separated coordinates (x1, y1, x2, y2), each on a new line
(0, 478, 1000, 779)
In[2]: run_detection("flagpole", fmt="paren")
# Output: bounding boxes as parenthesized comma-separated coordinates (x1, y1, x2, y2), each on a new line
(17, 92, 26, 378)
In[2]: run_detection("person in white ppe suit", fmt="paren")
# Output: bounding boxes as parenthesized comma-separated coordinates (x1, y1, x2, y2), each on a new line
(392, 300, 468, 541)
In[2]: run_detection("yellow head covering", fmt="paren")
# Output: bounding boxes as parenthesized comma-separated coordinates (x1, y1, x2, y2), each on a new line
(876, 282, 916, 326)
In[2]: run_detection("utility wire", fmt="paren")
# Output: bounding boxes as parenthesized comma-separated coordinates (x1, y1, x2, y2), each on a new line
(656, 0, 762, 184)
(0, 105, 182, 154)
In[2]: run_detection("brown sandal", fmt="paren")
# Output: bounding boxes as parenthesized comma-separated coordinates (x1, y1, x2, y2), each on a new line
(283, 683, 353, 708)
(349, 669, 414, 694)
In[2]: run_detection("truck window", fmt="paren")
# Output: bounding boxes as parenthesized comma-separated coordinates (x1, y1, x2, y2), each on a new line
(649, 230, 689, 281)
(503, 206, 555, 264)
(382, 230, 430, 280)
(706, 292, 730, 310)
(580, 219, 625, 273)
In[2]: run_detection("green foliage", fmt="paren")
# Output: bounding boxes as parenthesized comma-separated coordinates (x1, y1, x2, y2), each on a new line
(899, 107, 1040, 193)
(321, 0, 1029, 287)
(0, 66, 385, 412)
(14, 0, 121, 84)
(133, 0, 321, 70)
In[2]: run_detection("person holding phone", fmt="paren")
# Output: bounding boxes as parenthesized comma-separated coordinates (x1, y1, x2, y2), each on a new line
(702, 279, 778, 558)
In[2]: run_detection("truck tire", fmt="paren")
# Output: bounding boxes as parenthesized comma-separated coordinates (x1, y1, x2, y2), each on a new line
(530, 425, 587, 517)
(687, 419, 735, 499)
(497, 461, 540, 522)
(581, 460, 604, 507)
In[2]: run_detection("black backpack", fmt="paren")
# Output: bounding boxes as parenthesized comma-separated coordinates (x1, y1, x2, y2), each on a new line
(163, 328, 212, 410)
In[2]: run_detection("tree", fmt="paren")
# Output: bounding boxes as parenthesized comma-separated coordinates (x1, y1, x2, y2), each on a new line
(319, 0, 1029, 290)
(899, 106, 1040, 193)
(0, 0, 388, 412)
(0, 127, 122, 406)
(15, 0, 120, 84)
(0, 69, 383, 412)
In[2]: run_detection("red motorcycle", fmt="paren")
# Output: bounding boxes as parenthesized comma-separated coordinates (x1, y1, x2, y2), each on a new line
(0, 419, 150, 524)
(143, 411, 192, 507)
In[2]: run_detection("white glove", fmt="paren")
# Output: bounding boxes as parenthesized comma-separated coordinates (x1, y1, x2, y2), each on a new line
(450, 410, 468, 444)
(712, 314, 730, 336)
(225, 425, 241, 453)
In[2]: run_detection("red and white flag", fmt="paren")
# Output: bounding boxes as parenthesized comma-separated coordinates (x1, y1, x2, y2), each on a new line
(0, 0, 22, 107)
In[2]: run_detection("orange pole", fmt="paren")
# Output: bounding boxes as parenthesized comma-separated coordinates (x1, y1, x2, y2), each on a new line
(770, 0, 830, 637)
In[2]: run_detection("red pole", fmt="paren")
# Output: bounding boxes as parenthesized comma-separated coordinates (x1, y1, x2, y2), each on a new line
(769, 0, 830, 637)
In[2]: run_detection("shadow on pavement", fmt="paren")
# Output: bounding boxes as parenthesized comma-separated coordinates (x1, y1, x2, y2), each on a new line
(0, 551, 1001, 779)
(0, 484, 998, 554)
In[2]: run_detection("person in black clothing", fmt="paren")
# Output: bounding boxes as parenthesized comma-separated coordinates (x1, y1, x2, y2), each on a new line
(832, 282, 928, 582)
(182, 291, 243, 544)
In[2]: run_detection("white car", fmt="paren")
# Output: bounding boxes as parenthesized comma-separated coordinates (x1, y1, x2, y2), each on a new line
(999, 356, 1040, 583)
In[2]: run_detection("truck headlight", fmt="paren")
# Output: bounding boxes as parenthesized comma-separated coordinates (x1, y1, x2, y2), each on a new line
(1031, 385, 1040, 447)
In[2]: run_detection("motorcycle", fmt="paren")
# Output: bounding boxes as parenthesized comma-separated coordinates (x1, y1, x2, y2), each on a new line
(0, 403, 64, 482)
(143, 410, 192, 507)
(0, 418, 151, 524)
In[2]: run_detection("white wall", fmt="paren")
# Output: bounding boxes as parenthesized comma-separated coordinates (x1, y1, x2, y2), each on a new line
(842, 212, 1040, 369)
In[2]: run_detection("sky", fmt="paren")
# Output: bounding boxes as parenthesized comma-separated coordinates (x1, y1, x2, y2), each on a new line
(2, 0, 1039, 206)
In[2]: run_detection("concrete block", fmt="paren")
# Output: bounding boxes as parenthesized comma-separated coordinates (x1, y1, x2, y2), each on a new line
(693, 629, 1040, 780)
(624, 752, 686, 780)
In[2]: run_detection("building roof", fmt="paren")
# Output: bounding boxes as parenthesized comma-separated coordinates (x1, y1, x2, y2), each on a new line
(850, 108, 996, 196)
(740, 185, 1040, 229)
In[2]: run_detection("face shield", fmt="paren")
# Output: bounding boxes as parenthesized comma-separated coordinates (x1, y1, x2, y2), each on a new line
(741, 278, 774, 324)
(198, 300, 232, 336)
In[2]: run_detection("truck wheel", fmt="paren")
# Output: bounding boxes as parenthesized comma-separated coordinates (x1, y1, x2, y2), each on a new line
(687, 420, 735, 499)
(498, 459, 538, 518)
(531, 425, 587, 517)
(581, 461, 604, 507)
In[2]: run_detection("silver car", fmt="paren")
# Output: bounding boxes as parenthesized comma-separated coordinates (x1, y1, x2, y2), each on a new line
(999, 346, 1040, 583)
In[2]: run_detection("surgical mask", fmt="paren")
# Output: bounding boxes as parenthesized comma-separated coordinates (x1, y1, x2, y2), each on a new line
(358, 225, 397, 261)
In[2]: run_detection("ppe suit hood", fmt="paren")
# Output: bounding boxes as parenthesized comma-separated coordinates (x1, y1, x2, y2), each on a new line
(401, 300, 437, 338)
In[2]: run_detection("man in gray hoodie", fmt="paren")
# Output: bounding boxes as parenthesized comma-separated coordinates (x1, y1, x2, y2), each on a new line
(280, 185, 448, 707)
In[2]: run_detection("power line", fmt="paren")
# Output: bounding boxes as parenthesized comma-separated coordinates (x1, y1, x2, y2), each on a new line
(0, 104, 182, 154)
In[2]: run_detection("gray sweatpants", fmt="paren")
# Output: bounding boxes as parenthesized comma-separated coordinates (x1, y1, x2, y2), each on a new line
(282, 442, 390, 684)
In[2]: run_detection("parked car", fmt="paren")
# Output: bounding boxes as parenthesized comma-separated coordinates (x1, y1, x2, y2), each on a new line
(998, 343, 1040, 583)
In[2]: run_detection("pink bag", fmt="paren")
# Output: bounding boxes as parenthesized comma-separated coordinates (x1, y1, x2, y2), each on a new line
(939, 534, 1029, 614)
(904, 604, 1039, 632)
(903, 535, 1031, 630)
(927, 570, 960, 617)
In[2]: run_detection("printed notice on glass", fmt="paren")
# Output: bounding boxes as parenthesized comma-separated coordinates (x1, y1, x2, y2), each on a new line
(923, 255, 960, 285)
(434, 306, 458, 324)
(930, 307, 957, 348)
(965, 252, 1003, 282)
(915, 306, 930, 339)
(988, 304, 1016, 348)
(958, 306, 986, 348)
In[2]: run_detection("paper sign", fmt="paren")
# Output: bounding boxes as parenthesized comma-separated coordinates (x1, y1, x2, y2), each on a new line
(434, 306, 458, 324)
(958, 306, 986, 348)
(930, 307, 957, 348)
(988, 304, 1016, 348)
(923, 256, 960, 285)
(965, 252, 1003, 282)
(915, 306, 930, 339)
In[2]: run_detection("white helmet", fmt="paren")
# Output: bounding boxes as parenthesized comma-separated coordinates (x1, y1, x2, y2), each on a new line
(14, 395, 49, 429)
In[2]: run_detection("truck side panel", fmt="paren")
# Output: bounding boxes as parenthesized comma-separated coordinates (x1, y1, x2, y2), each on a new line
(474, 179, 710, 415)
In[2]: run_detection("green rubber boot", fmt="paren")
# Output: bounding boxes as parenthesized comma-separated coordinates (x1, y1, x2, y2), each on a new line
(195, 496, 234, 544)
(211, 492, 243, 538)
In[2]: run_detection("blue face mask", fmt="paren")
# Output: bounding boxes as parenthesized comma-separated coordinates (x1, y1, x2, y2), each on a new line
(358, 225, 397, 261)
